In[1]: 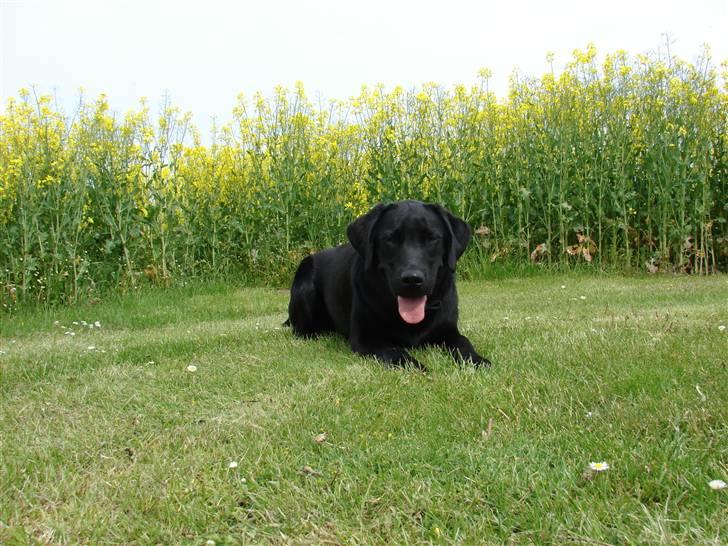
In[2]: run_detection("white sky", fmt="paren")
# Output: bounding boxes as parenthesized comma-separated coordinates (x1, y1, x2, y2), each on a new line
(1, 0, 726, 140)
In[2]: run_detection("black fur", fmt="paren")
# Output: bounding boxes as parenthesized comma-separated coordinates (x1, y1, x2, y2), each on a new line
(287, 200, 490, 371)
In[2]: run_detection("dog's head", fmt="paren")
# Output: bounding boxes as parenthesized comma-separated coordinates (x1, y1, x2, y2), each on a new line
(347, 200, 471, 324)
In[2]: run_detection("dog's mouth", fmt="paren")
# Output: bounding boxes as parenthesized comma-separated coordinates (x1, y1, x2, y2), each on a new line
(397, 295, 427, 324)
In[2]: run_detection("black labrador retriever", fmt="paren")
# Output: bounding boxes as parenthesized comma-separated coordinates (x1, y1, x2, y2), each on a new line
(287, 200, 490, 370)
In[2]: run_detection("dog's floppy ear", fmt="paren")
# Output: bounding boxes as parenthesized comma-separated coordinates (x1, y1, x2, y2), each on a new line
(428, 204, 472, 270)
(347, 203, 391, 269)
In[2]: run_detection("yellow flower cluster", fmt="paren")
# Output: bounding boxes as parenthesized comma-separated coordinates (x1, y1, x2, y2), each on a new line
(0, 45, 726, 307)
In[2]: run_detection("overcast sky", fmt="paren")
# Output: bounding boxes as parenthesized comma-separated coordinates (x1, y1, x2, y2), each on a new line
(2, 0, 726, 139)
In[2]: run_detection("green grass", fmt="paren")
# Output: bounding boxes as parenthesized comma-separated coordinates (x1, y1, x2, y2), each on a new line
(1, 274, 727, 545)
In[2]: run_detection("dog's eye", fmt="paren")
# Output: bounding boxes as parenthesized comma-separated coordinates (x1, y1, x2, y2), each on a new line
(425, 233, 440, 244)
(382, 233, 398, 246)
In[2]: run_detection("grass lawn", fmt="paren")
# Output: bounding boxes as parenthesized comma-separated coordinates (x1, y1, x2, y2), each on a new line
(1, 274, 727, 545)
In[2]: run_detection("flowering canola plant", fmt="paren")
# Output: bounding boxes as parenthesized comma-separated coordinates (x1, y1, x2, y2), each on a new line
(1, 45, 726, 308)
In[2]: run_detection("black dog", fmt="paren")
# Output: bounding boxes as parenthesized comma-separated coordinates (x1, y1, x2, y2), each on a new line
(287, 200, 490, 370)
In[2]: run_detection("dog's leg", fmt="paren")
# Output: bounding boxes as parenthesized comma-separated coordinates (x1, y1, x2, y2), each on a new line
(350, 336, 427, 371)
(429, 325, 491, 367)
(347, 302, 427, 370)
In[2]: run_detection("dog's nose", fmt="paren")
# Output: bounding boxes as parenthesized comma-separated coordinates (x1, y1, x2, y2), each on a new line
(401, 270, 424, 287)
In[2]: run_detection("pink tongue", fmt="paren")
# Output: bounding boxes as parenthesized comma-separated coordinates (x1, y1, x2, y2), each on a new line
(397, 296, 427, 324)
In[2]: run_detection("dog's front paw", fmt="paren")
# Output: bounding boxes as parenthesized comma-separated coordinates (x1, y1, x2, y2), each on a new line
(377, 348, 428, 372)
(469, 353, 492, 368)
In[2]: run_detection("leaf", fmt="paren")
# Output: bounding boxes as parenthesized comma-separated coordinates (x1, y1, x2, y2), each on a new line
(530, 243, 547, 262)
(313, 432, 327, 444)
(567, 231, 597, 262)
(299, 465, 321, 477)
(474, 225, 491, 237)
